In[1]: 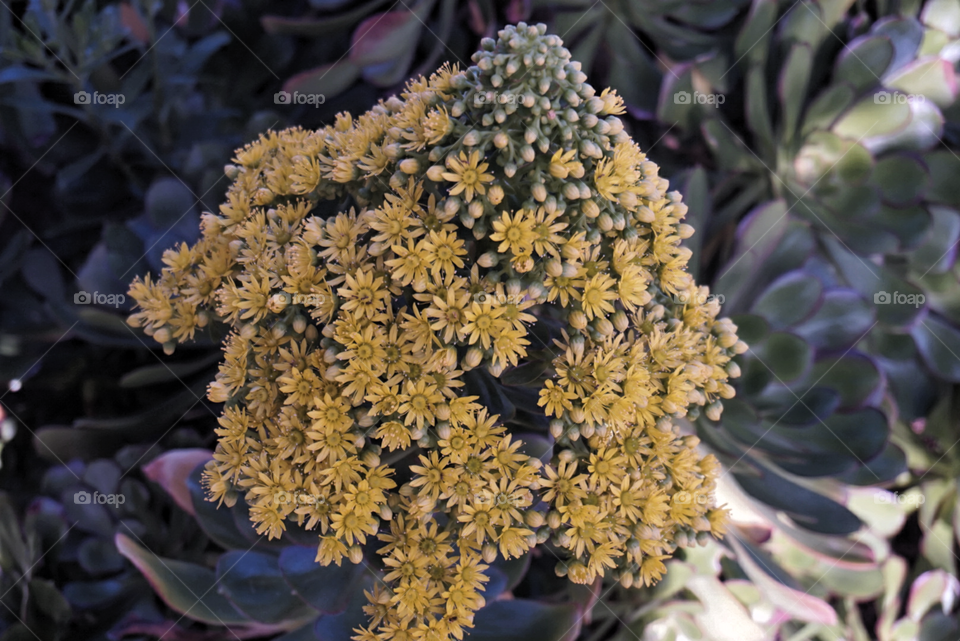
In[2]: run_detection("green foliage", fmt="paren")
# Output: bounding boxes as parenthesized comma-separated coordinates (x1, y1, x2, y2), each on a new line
(117, 452, 592, 641)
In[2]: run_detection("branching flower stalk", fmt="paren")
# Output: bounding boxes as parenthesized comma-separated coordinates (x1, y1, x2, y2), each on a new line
(128, 23, 744, 641)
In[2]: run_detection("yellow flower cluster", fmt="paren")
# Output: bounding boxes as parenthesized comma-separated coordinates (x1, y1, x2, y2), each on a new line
(128, 22, 743, 641)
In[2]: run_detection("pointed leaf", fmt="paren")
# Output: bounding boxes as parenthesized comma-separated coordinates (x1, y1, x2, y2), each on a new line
(115, 533, 250, 625)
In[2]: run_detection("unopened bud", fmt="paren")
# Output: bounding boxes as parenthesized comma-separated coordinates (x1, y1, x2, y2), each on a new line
(477, 252, 498, 268)
(705, 402, 723, 421)
(547, 510, 562, 530)
(348, 545, 364, 564)
(464, 348, 483, 369)
(482, 543, 498, 563)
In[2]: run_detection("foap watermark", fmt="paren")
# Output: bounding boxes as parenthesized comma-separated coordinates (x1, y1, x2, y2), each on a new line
(74, 490, 125, 507)
(474, 91, 519, 107)
(674, 91, 725, 107)
(474, 292, 525, 306)
(874, 291, 925, 308)
(875, 492, 924, 506)
(275, 490, 326, 507)
(673, 292, 725, 306)
(673, 491, 712, 506)
(269, 292, 325, 309)
(74, 91, 125, 107)
(75, 291, 126, 308)
(874, 90, 925, 105)
(274, 91, 325, 107)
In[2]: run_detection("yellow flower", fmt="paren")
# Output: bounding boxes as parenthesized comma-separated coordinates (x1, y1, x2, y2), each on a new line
(461, 300, 507, 349)
(130, 24, 742, 640)
(576, 272, 618, 320)
(440, 150, 494, 202)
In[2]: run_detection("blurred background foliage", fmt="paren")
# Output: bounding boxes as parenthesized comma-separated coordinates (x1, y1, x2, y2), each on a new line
(2, 0, 960, 639)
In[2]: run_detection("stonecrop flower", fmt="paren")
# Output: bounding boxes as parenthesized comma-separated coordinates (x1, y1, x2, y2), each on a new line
(128, 22, 745, 641)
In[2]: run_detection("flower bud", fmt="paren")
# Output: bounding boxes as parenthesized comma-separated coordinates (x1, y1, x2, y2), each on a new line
(482, 544, 498, 563)
(562, 182, 580, 200)
(293, 315, 307, 334)
(427, 165, 445, 181)
(547, 510, 562, 530)
(488, 184, 504, 205)
(153, 327, 172, 344)
(702, 402, 722, 422)
(464, 347, 483, 369)
(444, 197, 461, 216)
(569, 310, 588, 330)
(594, 317, 614, 336)
(348, 545, 364, 564)
(520, 145, 536, 163)
(494, 132, 509, 148)
(580, 199, 599, 218)
(463, 131, 481, 146)
(477, 252, 498, 268)
(569, 405, 585, 423)
(546, 259, 563, 277)
(399, 158, 419, 174)
(524, 510, 544, 528)
(532, 182, 547, 202)
(469, 200, 484, 218)
(612, 310, 629, 332)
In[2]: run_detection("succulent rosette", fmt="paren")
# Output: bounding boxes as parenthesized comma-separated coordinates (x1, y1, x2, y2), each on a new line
(128, 22, 742, 641)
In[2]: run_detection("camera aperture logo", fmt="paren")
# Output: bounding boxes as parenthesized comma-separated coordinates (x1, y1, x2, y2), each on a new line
(75, 291, 126, 308)
(874, 90, 925, 105)
(474, 91, 520, 107)
(674, 91, 725, 107)
(874, 291, 924, 308)
(74, 91, 125, 107)
(674, 292, 724, 306)
(673, 491, 711, 506)
(473, 292, 526, 306)
(874, 492, 924, 506)
(74, 490, 125, 507)
(274, 91, 325, 107)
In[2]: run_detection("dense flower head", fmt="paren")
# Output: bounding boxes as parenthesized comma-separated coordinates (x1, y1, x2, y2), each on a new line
(128, 22, 744, 641)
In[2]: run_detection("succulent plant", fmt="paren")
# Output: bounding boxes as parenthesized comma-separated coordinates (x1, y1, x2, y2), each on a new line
(126, 21, 744, 641)
(117, 450, 600, 641)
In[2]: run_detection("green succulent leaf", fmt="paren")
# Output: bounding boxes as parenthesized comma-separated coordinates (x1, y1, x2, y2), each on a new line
(751, 270, 823, 330)
(834, 35, 895, 90)
(278, 546, 363, 615)
(911, 314, 960, 382)
(216, 550, 319, 624)
(792, 290, 875, 351)
(115, 533, 251, 626)
(187, 464, 257, 550)
(469, 600, 583, 641)
(750, 332, 812, 383)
